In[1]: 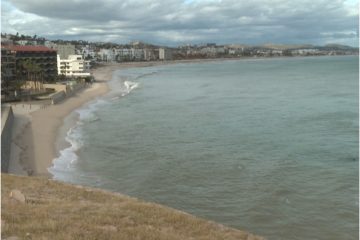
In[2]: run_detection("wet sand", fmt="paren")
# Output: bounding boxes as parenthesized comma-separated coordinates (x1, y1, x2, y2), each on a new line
(9, 61, 186, 177)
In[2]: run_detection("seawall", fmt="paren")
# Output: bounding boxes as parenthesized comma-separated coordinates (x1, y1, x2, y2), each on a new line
(1, 105, 14, 172)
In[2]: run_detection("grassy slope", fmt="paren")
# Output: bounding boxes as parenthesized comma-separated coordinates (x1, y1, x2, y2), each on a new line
(1, 174, 264, 240)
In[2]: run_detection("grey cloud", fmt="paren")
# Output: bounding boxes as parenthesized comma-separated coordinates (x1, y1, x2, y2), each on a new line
(3, 0, 359, 46)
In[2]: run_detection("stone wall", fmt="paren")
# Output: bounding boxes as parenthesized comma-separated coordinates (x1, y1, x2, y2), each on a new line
(43, 83, 69, 93)
(49, 91, 66, 104)
(1, 105, 14, 172)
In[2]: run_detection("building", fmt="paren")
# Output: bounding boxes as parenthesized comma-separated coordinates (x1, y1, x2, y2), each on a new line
(57, 55, 90, 77)
(44, 41, 57, 49)
(52, 44, 76, 59)
(130, 48, 145, 61)
(79, 45, 97, 60)
(1, 35, 13, 46)
(16, 40, 37, 46)
(159, 48, 172, 60)
(3, 45, 58, 82)
(144, 49, 157, 61)
(1, 47, 16, 96)
(98, 48, 115, 62)
(115, 48, 131, 61)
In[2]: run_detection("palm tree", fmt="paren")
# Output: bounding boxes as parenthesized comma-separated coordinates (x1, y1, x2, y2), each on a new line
(22, 59, 43, 91)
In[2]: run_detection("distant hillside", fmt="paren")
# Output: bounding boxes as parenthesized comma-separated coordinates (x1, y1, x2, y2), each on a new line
(1, 174, 264, 240)
(260, 43, 315, 50)
(322, 43, 358, 50)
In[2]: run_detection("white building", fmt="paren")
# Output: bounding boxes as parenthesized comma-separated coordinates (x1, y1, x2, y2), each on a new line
(159, 48, 172, 60)
(57, 55, 91, 77)
(291, 49, 319, 55)
(16, 40, 37, 46)
(115, 48, 132, 61)
(44, 41, 57, 49)
(98, 48, 115, 62)
(131, 48, 145, 60)
(144, 49, 157, 61)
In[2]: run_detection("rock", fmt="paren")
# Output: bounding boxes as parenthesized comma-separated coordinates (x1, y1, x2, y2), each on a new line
(26, 232, 32, 239)
(9, 189, 26, 203)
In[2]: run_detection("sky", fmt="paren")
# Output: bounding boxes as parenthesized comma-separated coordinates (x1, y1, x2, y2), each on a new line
(1, 0, 359, 47)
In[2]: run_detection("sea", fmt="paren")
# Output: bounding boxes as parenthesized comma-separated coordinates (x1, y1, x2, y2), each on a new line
(49, 56, 359, 240)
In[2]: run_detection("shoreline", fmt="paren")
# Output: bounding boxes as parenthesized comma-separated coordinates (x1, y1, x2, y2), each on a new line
(9, 61, 184, 177)
(8, 55, 352, 178)
(9, 63, 119, 177)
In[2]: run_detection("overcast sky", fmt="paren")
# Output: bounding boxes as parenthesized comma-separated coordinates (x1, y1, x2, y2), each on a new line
(1, 0, 359, 46)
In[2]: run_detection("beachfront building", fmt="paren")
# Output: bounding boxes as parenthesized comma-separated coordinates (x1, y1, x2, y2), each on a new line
(113, 48, 145, 61)
(131, 48, 145, 61)
(79, 45, 97, 60)
(3, 45, 58, 82)
(1, 47, 17, 98)
(271, 50, 283, 56)
(291, 49, 319, 56)
(57, 54, 91, 77)
(115, 48, 131, 61)
(98, 48, 115, 62)
(144, 48, 158, 61)
(159, 48, 173, 60)
(200, 47, 217, 57)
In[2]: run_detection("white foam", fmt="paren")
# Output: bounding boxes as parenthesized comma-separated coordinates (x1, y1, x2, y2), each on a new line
(48, 125, 83, 177)
(123, 81, 139, 94)
(49, 70, 143, 180)
(49, 98, 110, 180)
(76, 99, 109, 122)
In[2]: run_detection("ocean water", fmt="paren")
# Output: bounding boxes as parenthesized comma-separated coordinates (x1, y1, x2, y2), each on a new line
(49, 56, 359, 240)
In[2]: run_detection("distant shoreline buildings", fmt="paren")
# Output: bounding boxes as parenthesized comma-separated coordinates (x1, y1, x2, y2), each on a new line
(1, 32, 358, 101)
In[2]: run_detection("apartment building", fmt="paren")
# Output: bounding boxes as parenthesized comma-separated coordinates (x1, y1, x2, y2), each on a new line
(57, 54, 90, 77)
(98, 48, 115, 62)
(159, 48, 172, 60)
(3, 45, 58, 81)
(1, 47, 16, 91)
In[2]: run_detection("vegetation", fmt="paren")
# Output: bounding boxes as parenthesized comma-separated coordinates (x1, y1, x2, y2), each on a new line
(20, 59, 45, 90)
(2, 174, 264, 240)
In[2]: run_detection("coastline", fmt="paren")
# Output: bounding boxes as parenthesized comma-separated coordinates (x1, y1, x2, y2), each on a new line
(9, 61, 187, 177)
(9, 63, 123, 177)
(8, 55, 347, 178)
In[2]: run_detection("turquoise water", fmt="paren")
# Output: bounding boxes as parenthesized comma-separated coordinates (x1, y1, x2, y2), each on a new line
(50, 56, 359, 240)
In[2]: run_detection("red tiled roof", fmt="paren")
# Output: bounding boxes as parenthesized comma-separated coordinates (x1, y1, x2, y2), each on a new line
(3, 45, 56, 52)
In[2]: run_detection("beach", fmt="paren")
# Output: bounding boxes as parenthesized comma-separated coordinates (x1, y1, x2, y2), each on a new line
(7, 59, 227, 177)
(8, 63, 138, 177)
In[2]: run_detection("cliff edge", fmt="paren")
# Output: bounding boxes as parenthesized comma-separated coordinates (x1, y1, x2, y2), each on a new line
(1, 174, 264, 240)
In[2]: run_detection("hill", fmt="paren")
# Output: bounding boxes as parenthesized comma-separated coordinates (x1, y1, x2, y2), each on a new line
(1, 174, 264, 240)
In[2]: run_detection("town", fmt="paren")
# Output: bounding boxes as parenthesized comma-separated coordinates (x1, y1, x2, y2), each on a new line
(1, 32, 358, 102)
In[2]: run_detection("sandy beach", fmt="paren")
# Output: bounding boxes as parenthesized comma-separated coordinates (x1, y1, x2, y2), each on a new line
(8, 63, 128, 176)
(8, 59, 235, 177)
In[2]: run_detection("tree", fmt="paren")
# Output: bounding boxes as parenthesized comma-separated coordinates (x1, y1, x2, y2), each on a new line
(21, 59, 43, 91)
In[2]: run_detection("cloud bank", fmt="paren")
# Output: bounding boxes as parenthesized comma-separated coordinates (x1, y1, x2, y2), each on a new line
(1, 0, 359, 46)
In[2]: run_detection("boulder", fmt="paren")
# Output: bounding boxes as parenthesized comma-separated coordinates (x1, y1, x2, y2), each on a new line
(9, 189, 26, 203)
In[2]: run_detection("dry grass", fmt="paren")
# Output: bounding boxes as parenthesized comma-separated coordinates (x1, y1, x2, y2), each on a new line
(1, 174, 264, 240)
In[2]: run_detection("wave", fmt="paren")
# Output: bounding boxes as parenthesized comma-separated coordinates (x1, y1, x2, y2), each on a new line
(76, 99, 109, 123)
(123, 81, 139, 94)
(50, 67, 153, 181)
(49, 98, 110, 180)
(48, 125, 83, 179)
